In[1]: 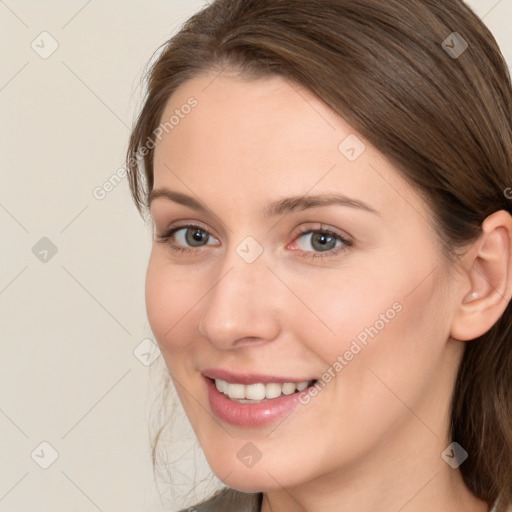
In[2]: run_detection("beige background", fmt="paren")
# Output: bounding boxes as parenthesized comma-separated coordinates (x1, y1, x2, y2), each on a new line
(1, 1, 511, 511)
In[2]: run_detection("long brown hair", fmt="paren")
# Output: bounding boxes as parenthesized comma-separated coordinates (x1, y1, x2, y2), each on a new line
(126, 1, 512, 510)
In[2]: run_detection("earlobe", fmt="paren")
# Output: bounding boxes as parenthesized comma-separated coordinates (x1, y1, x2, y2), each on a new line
(450, 210, 512, 342)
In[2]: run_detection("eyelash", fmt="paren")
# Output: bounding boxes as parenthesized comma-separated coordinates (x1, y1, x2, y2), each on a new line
(155, 224, 352, 260)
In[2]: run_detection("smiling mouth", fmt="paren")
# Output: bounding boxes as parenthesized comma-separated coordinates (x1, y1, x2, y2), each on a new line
(211, 378, 318, 403)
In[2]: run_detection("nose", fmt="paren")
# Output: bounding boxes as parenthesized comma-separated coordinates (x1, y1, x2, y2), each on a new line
(197, 247, 282, 350)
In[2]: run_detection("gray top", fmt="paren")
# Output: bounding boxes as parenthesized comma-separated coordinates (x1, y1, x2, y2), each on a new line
(180, 488, 260, 511)
(180, 488, 509, 512)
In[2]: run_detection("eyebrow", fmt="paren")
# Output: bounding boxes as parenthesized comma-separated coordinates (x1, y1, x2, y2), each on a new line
(148, 188, 380, 217)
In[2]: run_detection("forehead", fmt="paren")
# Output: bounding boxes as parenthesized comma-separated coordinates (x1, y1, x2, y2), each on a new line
(152, 71, 429, 225)
(155, 71, 344, 161)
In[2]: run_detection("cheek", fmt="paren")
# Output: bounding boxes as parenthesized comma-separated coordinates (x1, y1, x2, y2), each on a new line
(279, 263, 405, 363)
(326, 265, 451, 430)
(145, 255, 201, 358)
(289, 251, 449, 400)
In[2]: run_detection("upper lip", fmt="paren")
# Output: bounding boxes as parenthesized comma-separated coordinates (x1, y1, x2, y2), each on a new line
(202, 368, 316, 385)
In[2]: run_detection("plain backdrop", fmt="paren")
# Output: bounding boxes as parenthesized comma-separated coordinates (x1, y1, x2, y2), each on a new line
(1, 1, 511, 511)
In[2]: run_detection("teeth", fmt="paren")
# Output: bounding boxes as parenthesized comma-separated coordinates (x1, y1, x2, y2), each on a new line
(265, 383, 282, 399)
(245, 383, 266, 400)
(226, 383, 245, 400)
(214, 378, 313, 401)
(296, 381, 308, 392)
(282, 382, 297, 395)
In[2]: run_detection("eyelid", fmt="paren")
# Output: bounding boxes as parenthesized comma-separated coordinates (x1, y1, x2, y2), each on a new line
(155, 219, 219, 240)
(292, 223, 353, 243)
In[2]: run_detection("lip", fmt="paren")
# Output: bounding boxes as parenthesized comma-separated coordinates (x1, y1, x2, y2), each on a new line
(203, 374, 316, 428)
(202, 368, 314, 385)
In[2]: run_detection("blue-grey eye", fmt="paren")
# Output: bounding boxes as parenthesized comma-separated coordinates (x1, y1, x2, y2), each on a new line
(175, 227, 215, 247)
(296, 231, 344, 252)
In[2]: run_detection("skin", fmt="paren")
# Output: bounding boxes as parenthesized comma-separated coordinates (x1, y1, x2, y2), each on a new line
(146, 70, 512, 512)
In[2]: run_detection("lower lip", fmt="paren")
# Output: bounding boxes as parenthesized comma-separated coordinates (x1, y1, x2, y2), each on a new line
(204, 377, 310, 427)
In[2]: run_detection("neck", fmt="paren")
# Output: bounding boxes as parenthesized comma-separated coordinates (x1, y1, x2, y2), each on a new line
(260, 424, 489, 512)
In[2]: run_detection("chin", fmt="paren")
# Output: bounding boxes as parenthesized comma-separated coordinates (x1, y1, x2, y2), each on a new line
(209, 460, 305, 493)
(224, 479, 266, 493)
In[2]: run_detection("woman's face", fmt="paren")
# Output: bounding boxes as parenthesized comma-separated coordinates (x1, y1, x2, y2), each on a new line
(147, 71, 464, 492)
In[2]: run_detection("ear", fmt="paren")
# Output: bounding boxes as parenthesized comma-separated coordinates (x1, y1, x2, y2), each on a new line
(450, 210, 512, 341)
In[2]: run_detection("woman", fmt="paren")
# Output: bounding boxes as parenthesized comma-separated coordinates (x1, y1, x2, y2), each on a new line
(126, 0, 512, 510)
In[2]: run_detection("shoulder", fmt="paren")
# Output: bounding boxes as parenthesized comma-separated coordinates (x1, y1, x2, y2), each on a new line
(176, 488, 261, 512)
